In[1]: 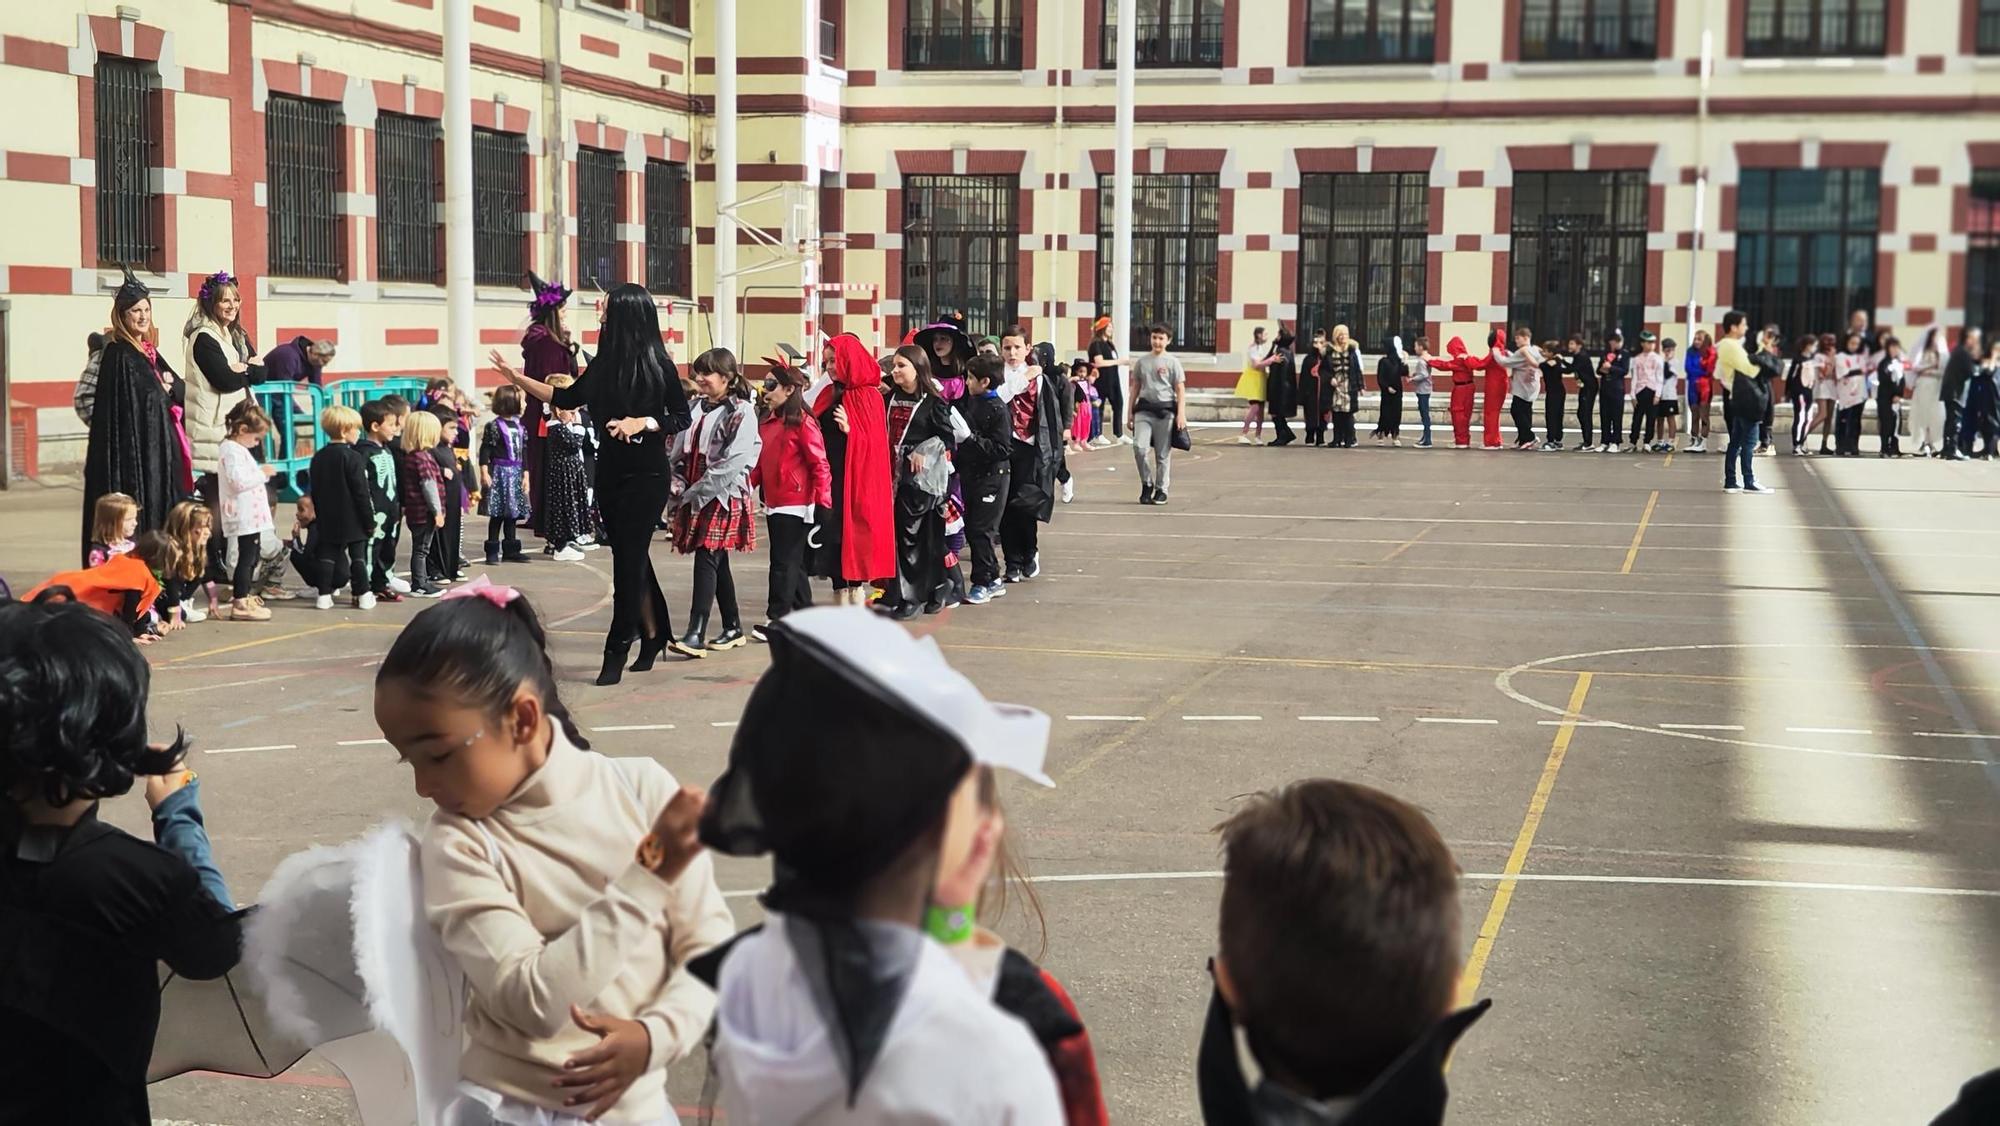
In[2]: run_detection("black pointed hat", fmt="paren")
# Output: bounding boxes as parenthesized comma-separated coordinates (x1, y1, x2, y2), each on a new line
(114, 264, 149, 308)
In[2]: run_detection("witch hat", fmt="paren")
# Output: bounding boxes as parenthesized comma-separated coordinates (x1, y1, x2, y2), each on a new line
(114, 263, 149, 306)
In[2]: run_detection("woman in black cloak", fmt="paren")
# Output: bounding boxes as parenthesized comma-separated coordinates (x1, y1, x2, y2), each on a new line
(82, 267, 190, 563)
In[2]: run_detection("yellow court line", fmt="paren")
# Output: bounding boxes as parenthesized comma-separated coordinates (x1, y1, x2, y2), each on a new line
(1457, 671, 1594, 1007)
(1376, 523, 1437, 564)
(1619, 490, 1661, 575)
(161, 623, 351, 664)
(1662, 450, 1675, 469)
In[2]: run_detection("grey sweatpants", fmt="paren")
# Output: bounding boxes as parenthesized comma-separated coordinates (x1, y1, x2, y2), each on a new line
(1133, 413, 1174, 494)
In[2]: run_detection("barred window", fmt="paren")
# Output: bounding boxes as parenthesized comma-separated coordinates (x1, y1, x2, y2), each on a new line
(94, 56, 158, 269)
(1744, 0, 1885, 58)
(376, 113, 440, 284)
(1297, 173, 1429, 350)
(266, 94, 344, 279)
(472, 128, 527, 287)
(1519, 0, 1657, 61)
(905, 0, 1022, 69)
(902, 174, 1018, 339)
(1508, 171, 1646, 345)
(1305, 0, 1436, 65)
(1968, 171, 2000, 337)
(645, 159, 689, 296)
(642, 0, 690, 26)
(577, 147, 623, 288)
(1980, 0, 2000, 55)
(1100, 0, 1225, 68)
(1096, 174, 1219, 351)
(1734, 168, 1878, 340)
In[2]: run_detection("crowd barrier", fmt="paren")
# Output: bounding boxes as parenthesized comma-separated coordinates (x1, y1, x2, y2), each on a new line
(252, 377, 433, 500)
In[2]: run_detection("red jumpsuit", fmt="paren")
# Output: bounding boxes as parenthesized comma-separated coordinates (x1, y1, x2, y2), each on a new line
(1427, 336, 1485, 448)
(1479, 328, 1510, 448)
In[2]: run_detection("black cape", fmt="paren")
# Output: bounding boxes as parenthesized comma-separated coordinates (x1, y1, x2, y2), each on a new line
(1007, 370, 1067, 523)
(82, 340, 185, 562)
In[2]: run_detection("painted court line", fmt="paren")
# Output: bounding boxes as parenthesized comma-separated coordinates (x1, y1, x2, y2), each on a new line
(1913, 731, 1995, 740)
(1299, 715, 1381, 722)
(1786, 726, 1875, 735)
(335, 738, 388, 747)
(203, 744, 297, 755)
(1537, 719, 1616, 727)
(1416, 716, 1500, 725)
(1661, 723, 1745, 731)
(1182, 714, 1263, 721)
(1067, 714, 1144, 721)
(591, 723, 676, 732)
(710, 721, 739, 728)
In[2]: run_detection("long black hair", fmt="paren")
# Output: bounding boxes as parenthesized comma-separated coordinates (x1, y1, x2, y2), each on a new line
(0, 595, 184, 812)
(376, 593, 589, 749)
(586, 283, 686, 425)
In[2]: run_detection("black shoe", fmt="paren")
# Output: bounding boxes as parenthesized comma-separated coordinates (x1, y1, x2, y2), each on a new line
(629, 633, 670, 672)
(670, 614, 709, 659)
(502, 539, 532, 563)
(1153, 491, 1169, 507)
(710, 625, 748, 651)
(1139, 487, 1156, 505)
(751, 622, 771, 643)
(889, 600, 922, 621)
(924, 599, 945, 615)
(483, 541, 500, 565)
(597, 639, 634, 686)
(1004, 569, 1026, 584)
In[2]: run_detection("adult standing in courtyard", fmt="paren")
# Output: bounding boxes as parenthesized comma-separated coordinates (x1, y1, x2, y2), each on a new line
(1715, 311, 1775, 494)
(490, 283, 692, 685)
(82, 268, 190, 562)
(517, 273, 581, 542)
(1941, 327, 1981, 461)
(1905, 324, 1948, 456)
(1088, 316, 1130, 445)
(181, 270, 266, 584)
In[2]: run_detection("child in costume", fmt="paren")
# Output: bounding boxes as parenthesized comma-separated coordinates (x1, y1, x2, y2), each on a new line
(880, 345, 960, 620)
(356, 399, 406, 604)
(480, 385, 534, 564)
(308, 404, 376, 610)
(749, 362, 831, 639)
(1627, 332, 1665, 452)
(668, 348, 762, 657)
(1425, 337, 1483, 449)
(161, 499, 216, 627)
(696, 607, 1065, 1124)
(539, 374, 595, 562)
(25, 529, 169, 638)
(811, 334, 895, 606)
(396, 408, 448, 597)
(216, 401, 276, 621)
(380, 586, 733, 1124)
(88, 491, 140, 567)
(1537, 340, 1568, 450)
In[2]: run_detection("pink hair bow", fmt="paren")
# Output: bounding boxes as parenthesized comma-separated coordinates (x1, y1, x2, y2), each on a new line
(439, 575, 521, 609)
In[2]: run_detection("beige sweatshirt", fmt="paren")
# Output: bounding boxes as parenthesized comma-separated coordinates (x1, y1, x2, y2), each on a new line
(420, 729, 735, 1122)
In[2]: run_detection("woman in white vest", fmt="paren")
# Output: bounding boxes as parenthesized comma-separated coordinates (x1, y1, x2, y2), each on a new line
(181, 269, 265, 477)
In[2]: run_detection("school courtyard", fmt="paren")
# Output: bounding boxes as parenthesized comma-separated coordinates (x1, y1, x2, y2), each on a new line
(1, 433, 1996, 1124)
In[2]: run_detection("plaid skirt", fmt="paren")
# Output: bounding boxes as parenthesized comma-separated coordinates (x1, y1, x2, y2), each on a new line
(671, 493, 758, 554)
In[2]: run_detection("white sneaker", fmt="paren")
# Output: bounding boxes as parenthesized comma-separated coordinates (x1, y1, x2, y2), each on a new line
(1118, 435, 1134, 445)
(1236, 434, 1252, 445)
(553, 545, 586, 561)
(1060, 478, 1075, 503)
(387, 574, 412, 594)
(182, 601, 208, 624)
(315, 594, 335, 610)
(357, 592, 378, 610)
(1746, 483, 1774, 494)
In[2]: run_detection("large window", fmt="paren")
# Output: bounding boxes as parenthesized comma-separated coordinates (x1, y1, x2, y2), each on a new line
(1743, 0, 1885, 58)
(1296, 173, 1429, 349)
(266, 94, 344, 279)
(1969, 172, 2000, 336)
(1508, 171, 1646, 345)
(471, 128, 526, 286)
(641, 0, 690, 26)
(902, 174, 1018, 338)
(1100, 0, 1224, 67)
(905, 0, 1022, 69)
(1980, 0, 2000, 55)
(644, 159, 689, 296)
(1519, 0, 1657, 61)
(94, 57, 158, 269)
(576, 147, 623, 288)
(1096, 175, 1220, 351)
(1734, 168, 1877, 339)
(376, 113, 439, 284)
(1305, 0, 1435, 65)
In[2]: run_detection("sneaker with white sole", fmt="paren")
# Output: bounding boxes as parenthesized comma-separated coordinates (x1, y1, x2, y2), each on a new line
(1025, 554, 1041, 580)
(1746, 483, 1774, 494)
(315, 594, 335, 610)
(1060, 478, 1075, 504)
(1723, 484, 1743, 493)
(387, 574, 412, 594)
(357, 592, 378, 610)
(1118, 435, 1134, 445)
(965, 584, 994, 605)
(553, 545, 586, 561)
(180, 601, 207, 624)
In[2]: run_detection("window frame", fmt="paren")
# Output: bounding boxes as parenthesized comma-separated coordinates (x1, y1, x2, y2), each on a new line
(901, 174, 1020, 340)
(1295, 171, 1431, 351)
(1303, 0, 1437, 66)
(1098, 0, 1226, 68)
(1518, 0, 1658, 62)
(93, 56, 160, 270)
(375, 112, 441, 285)
(265, 93, 346, 281)
(471, 127, 528, 288)
(1506, 169, 1648, 346)
(1095, 173, 1220, 352)
(1742, 0, 1886, 59)
(904, 0, 1023, 70)
(640, 0, 690, 26)
(1967, 169, 2000, 338)
(644, 158, 690, 298)
(1732, 167, 1879, 340)
(575, 146, 624, 290)
(1979, 0, 2000, 55)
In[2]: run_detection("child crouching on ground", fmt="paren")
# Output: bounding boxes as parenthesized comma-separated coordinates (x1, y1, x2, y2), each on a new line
(1199, 779, 1488, 1125)
(379, 586, 733, 1123)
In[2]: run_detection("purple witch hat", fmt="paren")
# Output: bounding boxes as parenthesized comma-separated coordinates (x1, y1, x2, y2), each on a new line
(526, 271, 571, 315)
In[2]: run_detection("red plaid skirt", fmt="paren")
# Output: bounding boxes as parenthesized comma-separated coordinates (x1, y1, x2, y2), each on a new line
(671, 494, 758, 554)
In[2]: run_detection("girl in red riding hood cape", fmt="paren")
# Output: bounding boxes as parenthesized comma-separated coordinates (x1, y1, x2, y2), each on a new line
(1426, 336, 1487, 449)
(809, 334, 894, 603)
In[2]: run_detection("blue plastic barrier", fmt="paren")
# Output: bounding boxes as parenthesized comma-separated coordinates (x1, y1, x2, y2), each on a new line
(326, 377, 432, 413)
(254, 383, 325, 501)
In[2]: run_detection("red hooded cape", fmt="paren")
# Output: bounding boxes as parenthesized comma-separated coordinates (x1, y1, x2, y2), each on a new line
(820, 334, 895, 582)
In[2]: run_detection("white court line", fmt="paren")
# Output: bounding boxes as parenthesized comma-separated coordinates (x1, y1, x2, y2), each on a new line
(591, 724, 676, 732)
(1415, 717, 1500, 725)
(1913, 731, 1996, 740)
(1182, 714, 1263, 721)
(1660, 723, 1745, 731)
(1299, 715, 1381, 722)
(1067, 714, 1144, 721)
(1786, 726, 1875, 735)
(711, 721, 739, 728)
(725, 868, 2000, 900)
(203, 744, 297, 755)
(1537, 719, 1617, 727)
(335, 738, 388, 747)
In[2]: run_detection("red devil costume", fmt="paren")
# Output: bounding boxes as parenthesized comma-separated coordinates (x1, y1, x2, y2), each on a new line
(1426, 337, 1485, 449)
(1478, 328, 1510, 449)
(811, 334, 894, 587)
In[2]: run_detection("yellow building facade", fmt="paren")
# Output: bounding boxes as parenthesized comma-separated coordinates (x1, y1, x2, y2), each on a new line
(6, 0, 2000, 472)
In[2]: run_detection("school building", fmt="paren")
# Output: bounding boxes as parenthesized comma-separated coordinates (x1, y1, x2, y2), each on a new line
(5, 0, 2000, 475)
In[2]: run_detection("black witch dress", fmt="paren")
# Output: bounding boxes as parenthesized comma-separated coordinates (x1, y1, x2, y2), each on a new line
(82, 339, 187, 563)
(885, 388, 957, 606)
(540, 421, 593, 550)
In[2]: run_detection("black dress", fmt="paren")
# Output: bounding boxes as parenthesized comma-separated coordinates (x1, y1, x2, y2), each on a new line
(540, 422, 593, 549)
(81, 340, 186, 562)
(885, 388, 957, 606)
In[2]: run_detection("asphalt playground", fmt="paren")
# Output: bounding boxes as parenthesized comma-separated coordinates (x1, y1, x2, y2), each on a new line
(3, 430, 1997, 1125)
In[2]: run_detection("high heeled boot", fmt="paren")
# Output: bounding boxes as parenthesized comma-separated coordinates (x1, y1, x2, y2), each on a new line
(597, 638, 635, 686)
(629, 632, 671, 672)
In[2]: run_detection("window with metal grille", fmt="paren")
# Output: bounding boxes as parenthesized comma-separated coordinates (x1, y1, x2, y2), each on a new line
(1743, 0, 1884, 58)
(266, 94, 344, 279)
(1096, 174, 1219, 351)
(905, 0, 1022, 69)
(577, 148, 623, 288)
(1100, 0, 1225, 67)
(1296, 172, 1429, 350)
(1968, 171, 2000, 336)
(1981, 0, 2000, 54)
(1519, 0, 1656, 61)
(1734, 168, 1877, 339)
(645, 159, 689, 296)
(1304, 0, 1436, 65)
(471, 128, 527, 286)
(902, 175, 1018, 338)
(1508, 171, 1647, 345)
(94, 57, 158, 269)
(376, 112, 440, 284)
(642, 0, 690, 26)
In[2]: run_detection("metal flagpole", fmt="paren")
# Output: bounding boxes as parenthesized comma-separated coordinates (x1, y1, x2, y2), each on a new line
(714, 0, 738, 351)
(444, 0, 476, 393)
(1112, 0, 1136, 359)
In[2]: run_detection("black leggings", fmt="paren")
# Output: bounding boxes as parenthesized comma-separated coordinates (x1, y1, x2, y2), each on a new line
(1575, 383, 1597, 447)
(690, 547, 740, 630)
(603, 472, 673, 646)
(317, 538, 368, 597)
(231, 532, 260, 599)
(487, 516, 517, 545)
(1097, 377, 1124, 439)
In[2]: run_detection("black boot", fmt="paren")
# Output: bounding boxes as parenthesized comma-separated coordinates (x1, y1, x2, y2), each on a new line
(596, 639, 634, 686)
(502, 538, 532, 563)
(483, 540, 500, 565)
(670, 613, 709, 659)
(629, 632, 670, 672)
(710, 622, 747, 650)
